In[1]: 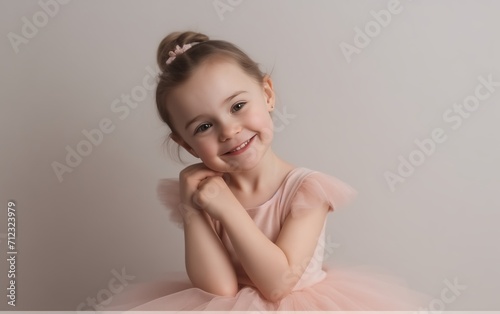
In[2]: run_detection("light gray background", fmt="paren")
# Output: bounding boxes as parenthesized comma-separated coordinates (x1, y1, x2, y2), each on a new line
(1, 0, 499, 310)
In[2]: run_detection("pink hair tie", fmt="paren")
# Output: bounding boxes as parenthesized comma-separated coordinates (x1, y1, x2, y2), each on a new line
(166, 42, 200, 65)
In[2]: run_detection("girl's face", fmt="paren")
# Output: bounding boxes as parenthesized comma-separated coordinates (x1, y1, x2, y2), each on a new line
(168, 58, 276, 172)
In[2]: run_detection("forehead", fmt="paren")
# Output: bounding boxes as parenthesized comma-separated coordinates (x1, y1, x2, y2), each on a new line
(168, 58, 258, 109)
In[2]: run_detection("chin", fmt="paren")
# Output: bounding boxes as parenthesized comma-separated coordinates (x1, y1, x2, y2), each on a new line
(225, 156, 263, 173)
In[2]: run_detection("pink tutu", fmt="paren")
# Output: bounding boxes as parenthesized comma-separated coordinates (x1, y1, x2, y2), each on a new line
(103, 167, 431, 311)
(103, 265, 430, 311)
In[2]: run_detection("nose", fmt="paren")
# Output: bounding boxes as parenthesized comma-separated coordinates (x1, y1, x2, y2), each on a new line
(218, 119, 241, 142)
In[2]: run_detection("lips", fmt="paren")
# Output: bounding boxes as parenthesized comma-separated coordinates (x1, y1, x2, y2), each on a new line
(224, 135, 256, 155)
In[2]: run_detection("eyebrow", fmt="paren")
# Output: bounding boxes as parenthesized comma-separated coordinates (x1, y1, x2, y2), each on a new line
(184, 90, 248, 130)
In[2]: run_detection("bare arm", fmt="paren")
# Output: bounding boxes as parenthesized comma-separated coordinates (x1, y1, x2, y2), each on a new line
(183, 208, 238, 296)
(219, 202, 329, 302)
(177, 164, 238, 296)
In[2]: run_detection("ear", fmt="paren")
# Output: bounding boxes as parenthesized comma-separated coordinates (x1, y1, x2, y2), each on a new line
(170, 133, 199, 158)
(262, 74, 276, 112)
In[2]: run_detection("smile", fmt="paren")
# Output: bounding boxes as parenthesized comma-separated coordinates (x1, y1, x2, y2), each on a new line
(224, 135, 256, 155)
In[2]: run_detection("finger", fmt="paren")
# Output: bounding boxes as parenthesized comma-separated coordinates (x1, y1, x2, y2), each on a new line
(197, 175, 218, 189)
(182, 166, 215, 180)
(192, 167, 224, 181)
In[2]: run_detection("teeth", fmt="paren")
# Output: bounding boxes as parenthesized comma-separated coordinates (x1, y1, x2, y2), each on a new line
(230, 139, 250, 153)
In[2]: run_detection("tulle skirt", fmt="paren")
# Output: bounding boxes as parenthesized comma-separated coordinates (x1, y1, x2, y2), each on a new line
(102, 264, 431, 311)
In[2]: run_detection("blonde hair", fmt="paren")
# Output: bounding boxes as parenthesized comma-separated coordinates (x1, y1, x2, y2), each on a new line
(155, 31, 267, 162)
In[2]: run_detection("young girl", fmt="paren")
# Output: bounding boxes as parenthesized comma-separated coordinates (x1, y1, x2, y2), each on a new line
(104, 31, 431, 311)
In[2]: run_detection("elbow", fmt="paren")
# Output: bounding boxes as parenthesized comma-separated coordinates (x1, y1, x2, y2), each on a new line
(188, 269, 239, 297)
(263, 267, 299, 302)
(190, 277, 238, 297)
(214, 282, 239, 297)
(197, 278, 237, 297)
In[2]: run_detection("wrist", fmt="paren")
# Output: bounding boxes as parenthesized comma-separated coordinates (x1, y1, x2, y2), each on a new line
(178, 203, 202, 222)
(219, 203, 246, 226)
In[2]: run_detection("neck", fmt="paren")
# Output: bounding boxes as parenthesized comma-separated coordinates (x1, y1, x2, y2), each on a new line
(223, 148, 289, 193)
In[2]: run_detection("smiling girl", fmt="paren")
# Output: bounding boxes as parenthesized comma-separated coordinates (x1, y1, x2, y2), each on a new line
(104, 31, 430, 311)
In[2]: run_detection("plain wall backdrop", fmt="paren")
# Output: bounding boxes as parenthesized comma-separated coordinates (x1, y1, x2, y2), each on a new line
(1, 0, 499, 310)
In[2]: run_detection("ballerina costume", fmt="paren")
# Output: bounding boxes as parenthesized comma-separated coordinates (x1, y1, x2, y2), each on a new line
(103, 167, 431, 311)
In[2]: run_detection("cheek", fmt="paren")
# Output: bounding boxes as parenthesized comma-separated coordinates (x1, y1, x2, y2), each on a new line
(248, 110, 274, 144)
(194, 140, 217, 156)
(261, 123, 274, 145)
(248, 106, 273, 127)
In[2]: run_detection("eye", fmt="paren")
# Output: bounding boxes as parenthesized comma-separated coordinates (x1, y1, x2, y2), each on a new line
(231, 102, 246, 112)
(195, 123, 212, 134)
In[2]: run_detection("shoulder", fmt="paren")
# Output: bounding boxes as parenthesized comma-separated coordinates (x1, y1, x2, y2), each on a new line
(287, 168, 356, 196)
(285, 168, 357, 215)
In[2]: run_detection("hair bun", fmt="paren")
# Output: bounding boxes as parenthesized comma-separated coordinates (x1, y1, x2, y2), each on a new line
(157, 31, 210, 73)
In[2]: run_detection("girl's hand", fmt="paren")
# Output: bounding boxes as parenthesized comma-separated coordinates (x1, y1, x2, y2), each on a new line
(178, 163, 224, 221)
(193, 173, 241, 221)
